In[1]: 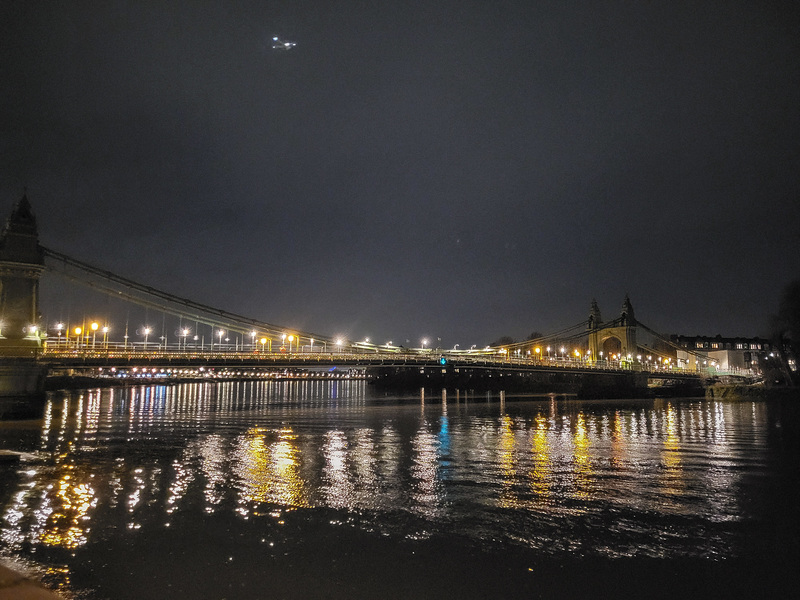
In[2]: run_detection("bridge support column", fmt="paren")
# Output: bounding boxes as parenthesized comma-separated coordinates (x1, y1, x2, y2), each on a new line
(0, 195, 47, 400)
(0, 195, 44, 356)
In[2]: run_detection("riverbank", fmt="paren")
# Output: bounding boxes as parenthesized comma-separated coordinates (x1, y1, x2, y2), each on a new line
(0, 563, 62, 599)
(705, 383, 799, 400)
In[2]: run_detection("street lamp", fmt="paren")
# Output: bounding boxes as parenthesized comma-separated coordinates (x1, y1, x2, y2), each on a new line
(260, 337, 267, 353)
(143, 327, 151, 351)
(218, 329, 225, 351)
(535, 347, 541, 361)
(250, 330, 256, 351)
(182, 328, 190, 350)
(102, 326, 109, 349)
(56, 323, 63, 346)
(421, 339, 428, 352)
(74, 327, 82, 349)
(288, 334, 295, 353)
(336, 339, 342, 353)
(91, 322, 99, 349)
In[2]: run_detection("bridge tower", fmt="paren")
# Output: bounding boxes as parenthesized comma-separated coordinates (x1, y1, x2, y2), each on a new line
(0, 194, 45, 356)
(588, 296, 638, 362)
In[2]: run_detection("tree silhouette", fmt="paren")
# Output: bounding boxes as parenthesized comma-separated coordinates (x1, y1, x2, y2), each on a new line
(770, 280, 800, 385)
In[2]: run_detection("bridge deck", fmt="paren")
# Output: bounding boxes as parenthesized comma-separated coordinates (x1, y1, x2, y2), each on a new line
(38, 349, 706, 380)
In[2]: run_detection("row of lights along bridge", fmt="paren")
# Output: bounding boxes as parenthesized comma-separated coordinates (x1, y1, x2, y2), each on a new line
(44, 322, 331, 353)
(28, 321, 691, 370)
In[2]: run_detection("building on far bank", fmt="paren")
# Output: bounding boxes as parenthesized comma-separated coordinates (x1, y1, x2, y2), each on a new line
(669, 334, 792, 376)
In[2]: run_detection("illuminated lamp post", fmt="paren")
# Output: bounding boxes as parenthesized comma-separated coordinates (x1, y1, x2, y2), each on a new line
(288, 335, 294, 353)
(182, 328, 190, 351)
(74, 327, 82, 349)
(102, 326, 109, 349)
(91, 322, 99, 349)
(218, 329, 225, 352)
(535, 347, 541, 362)
(250, 330, 256, 351)
(56, 323, 63, 347)
(260, 337, 267, 354)
(143, 327, 151, 351)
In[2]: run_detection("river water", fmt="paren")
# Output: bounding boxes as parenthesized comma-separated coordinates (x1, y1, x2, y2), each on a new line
(0, 381, 797, 599)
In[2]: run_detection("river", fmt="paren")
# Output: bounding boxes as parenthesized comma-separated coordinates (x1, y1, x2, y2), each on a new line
(1, 381, 798, 599)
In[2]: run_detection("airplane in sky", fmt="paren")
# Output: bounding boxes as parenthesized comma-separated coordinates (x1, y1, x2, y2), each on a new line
(272, 36, 296, 50)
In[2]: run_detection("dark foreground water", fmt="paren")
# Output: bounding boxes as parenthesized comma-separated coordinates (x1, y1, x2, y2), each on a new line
(1, 381, 798, 599)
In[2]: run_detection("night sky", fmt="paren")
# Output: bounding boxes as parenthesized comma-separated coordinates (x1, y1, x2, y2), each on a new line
(2, 1, 798, 347)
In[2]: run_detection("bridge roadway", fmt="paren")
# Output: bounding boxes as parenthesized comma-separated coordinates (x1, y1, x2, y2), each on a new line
(39, 348, 705, 383)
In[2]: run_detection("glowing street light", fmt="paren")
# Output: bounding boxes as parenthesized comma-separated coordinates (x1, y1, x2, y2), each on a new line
(260, 337, 268, 353)
(421, 339, 428, 351)
(287, 334, 295, 353)
(143, 327, 151, 350)
(250, 330, 256, 351)
(218, 329, 225, 351)
(102, 326, 109, 349)
(74, 327, 82, 349)
(91, 322, 99, 349)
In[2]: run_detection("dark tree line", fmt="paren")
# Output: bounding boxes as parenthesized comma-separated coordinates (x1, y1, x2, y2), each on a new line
(769, 279, 800, 385)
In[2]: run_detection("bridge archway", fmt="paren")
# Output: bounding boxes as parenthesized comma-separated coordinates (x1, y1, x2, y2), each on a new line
(599, 335, 622, 357)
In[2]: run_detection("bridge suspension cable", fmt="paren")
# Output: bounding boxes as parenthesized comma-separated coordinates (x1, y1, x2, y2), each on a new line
(41, 247, 336, 345)
(497, 320, 591, 352)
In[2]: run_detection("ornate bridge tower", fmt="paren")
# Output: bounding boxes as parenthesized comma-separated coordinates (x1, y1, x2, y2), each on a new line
(0, 194, 45, 355)
(588, 296, 638, 361)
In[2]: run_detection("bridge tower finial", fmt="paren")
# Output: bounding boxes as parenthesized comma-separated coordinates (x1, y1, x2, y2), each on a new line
(621, 294, 635, 326)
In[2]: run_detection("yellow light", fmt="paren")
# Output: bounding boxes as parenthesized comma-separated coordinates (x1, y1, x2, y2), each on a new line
(74, 327, 82, 335)
(535, 347, 540, 354)
(260, 338, 267, 345)
(288, 335, 295, 342)
(91, 322, 99, 331)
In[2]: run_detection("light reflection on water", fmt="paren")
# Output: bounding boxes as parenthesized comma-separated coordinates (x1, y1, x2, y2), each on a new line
(0, 381, 791, 594)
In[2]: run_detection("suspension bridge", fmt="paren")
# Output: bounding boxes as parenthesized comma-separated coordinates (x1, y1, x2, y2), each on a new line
(0, 195, 713, 398)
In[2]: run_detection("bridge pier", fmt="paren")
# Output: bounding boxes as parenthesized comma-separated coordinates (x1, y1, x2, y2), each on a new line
(0, 196, 48, 403)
